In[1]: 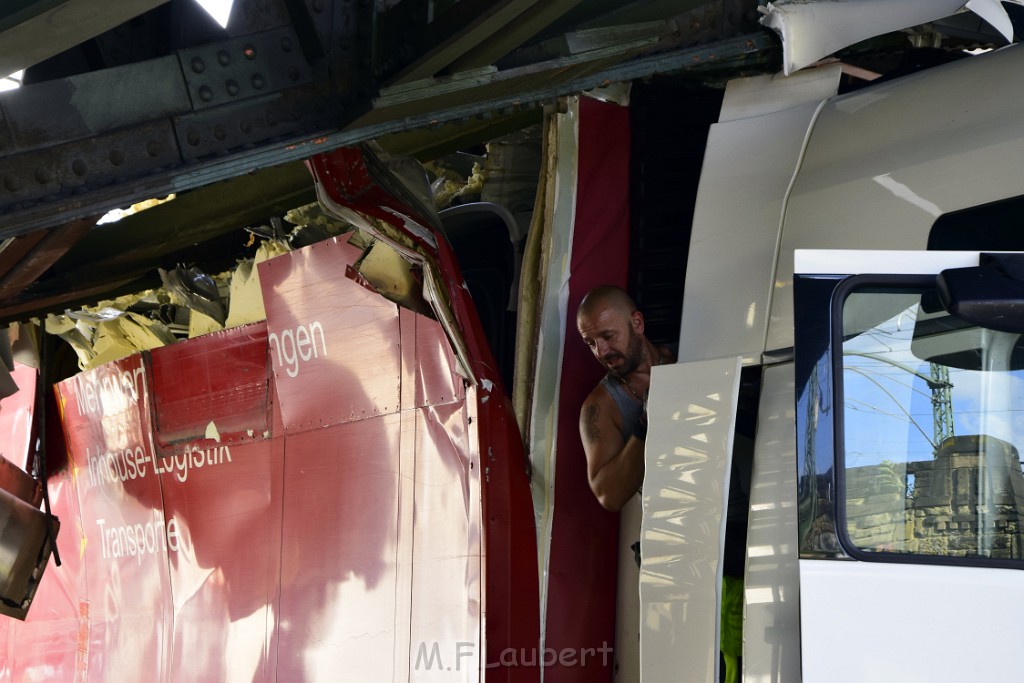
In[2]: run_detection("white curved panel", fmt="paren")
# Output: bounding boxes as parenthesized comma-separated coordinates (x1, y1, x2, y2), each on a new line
(744, 363, 801, 683)
(526, 95, 580, 653)
(760, 0, 1017, 76)
(641, 357, 741, 683)
(680, 67, 839, 365)
(769, 45, 1024, 352)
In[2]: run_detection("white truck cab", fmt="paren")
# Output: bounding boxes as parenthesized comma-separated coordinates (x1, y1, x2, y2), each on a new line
(641, 44, 1024, 683)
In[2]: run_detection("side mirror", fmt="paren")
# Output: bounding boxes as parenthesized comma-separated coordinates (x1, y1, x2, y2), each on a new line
(936, 253, 1024, 333)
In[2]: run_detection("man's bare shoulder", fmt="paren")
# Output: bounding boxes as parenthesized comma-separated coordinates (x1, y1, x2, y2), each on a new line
(581, 378, 613, 409)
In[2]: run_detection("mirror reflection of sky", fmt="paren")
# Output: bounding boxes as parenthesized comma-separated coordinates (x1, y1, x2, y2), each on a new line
(842, 299, 1024, 468)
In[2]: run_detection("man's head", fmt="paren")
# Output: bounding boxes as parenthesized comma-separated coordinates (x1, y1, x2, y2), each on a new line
(577, 285, 646, 378)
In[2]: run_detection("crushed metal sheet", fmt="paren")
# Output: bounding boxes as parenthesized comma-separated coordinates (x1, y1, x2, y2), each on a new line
(430, 162, 488, 210)
(355, 239, 433, 317)
(39, 239, 288, 368)
(87, 313, 176, 370)
(760, 0, 1023, 75)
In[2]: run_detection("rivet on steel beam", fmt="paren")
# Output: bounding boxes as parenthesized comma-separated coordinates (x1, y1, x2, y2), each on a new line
(288, 66, 300, 82)
(146, 141, 161, 157)
(191, 56, 206, 73)
(109, 149, 125, 166)
(199, 85, 214, 102)
(218, 50, 231, 66)
(187, 129, 201, 146)
(34, 168, 50, 184)
(213, 125, 227, 141)
(226, 79, 240, 96)
(239, 120, 253, 134)
(267, 114, 278, 126)
(243, 45, 256, 60)
(3, 177, 18, 192)
(252, 74, 266, 90)
(281, 37, 293, 53)
(71, 159, 87, 176)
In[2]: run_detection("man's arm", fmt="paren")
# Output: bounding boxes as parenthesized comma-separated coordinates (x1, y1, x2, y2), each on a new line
(579, 390, 645, 511)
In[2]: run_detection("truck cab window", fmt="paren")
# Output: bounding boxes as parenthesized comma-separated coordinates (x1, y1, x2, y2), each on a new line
(838, 283, 1024, 563)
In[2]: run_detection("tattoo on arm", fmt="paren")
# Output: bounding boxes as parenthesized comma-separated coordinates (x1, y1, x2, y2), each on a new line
(583, 404, 600, 443)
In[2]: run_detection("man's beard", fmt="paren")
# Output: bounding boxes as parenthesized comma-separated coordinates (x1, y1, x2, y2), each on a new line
(606, 328, 644, 379)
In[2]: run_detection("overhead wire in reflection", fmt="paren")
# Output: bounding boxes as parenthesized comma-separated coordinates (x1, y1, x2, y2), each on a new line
(844, 366, 936, 448)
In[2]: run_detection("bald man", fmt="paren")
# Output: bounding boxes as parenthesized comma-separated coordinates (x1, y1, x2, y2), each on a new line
(577, 285, 673, 511)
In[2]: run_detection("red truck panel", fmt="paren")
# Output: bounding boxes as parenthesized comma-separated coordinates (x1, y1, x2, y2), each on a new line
(57, 356, 171, 682)
(149, 324, 270, 448)
(15, 149, 539, 683)
(259, 238, 402, 433)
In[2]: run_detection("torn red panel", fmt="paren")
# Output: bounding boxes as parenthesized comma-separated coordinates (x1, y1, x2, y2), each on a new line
(148, 322, 270, 450)
(257, 237, 402, 433)
(55, 354, 171, 682)
(306, 146, 540, 683)
(277, 415, 404, 680)
(161, 439, 276, 681)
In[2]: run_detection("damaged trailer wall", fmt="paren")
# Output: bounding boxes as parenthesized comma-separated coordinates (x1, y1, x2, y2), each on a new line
(0, 235, 539, 682)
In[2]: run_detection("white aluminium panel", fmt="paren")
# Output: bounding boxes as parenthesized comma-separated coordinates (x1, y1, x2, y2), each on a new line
(526, 94, 580, 654)
(794, 249, 981, 275)
(768, 44, 1024, 353)
(641, 357, 741, 683)
(719, 65, 841, 123)
(760, 0, 984, 76)
(679, 67, 839, 365)
(743, 363, 801, 683)
(800, 559, 1024, 683)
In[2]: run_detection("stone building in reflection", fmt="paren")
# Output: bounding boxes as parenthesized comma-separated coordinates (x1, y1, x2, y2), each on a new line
(846, 435, 1024, 560)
